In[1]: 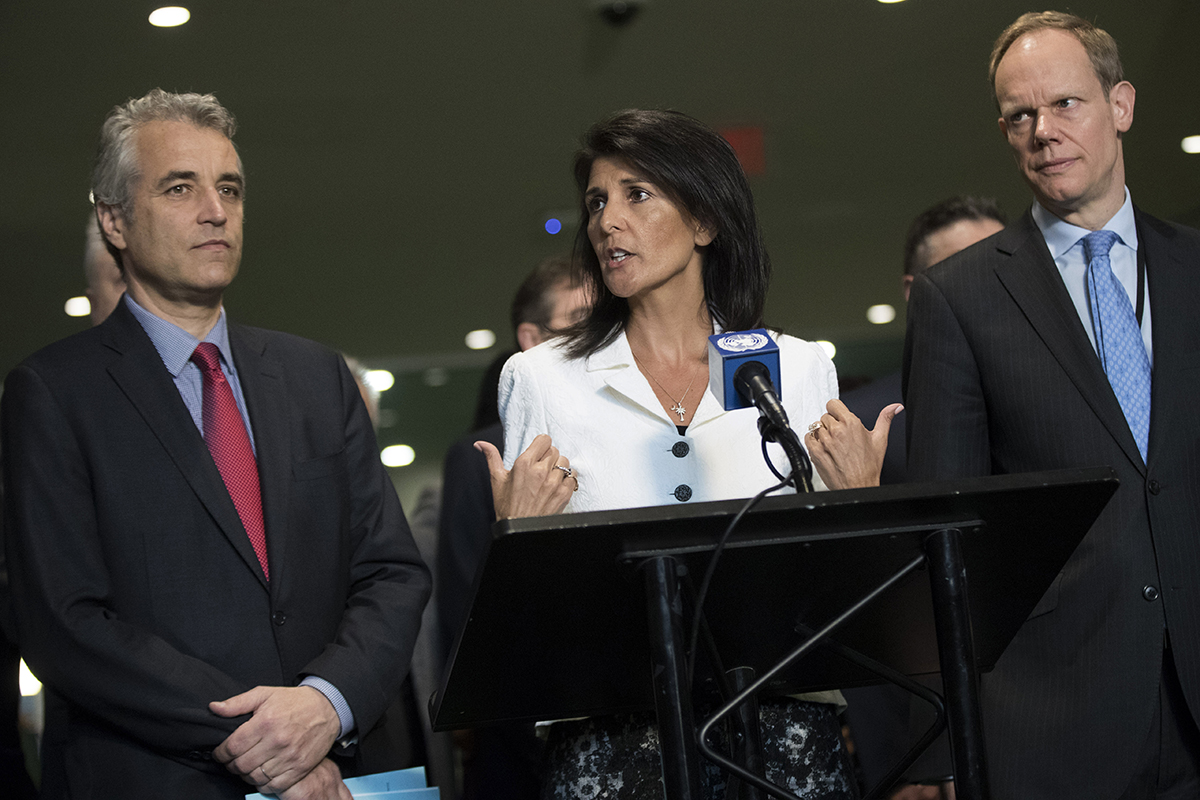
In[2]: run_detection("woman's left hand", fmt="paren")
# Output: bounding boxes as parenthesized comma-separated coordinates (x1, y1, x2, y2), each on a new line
(804, 399, 902, 490)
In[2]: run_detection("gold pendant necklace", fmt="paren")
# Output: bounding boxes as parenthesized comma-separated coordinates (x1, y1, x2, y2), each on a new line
(632, 352, 699, 423)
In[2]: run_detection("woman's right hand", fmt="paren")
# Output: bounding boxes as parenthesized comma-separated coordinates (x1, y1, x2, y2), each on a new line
(476, 433, 578, 520)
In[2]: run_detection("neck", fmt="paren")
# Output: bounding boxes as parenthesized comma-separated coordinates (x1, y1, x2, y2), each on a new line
(125, 283, 223, 340)
(625, 299, 712, 367)
(1044, 165, 1126, 232)
(625, 272, 711, 363)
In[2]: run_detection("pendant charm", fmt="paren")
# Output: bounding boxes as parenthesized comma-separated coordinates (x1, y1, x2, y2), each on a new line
(671, 401, 687, 422)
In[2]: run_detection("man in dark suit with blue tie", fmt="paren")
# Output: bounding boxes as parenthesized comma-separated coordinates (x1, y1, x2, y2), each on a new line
(904, 12, 1200, 799)
(1, 89, 430, 799)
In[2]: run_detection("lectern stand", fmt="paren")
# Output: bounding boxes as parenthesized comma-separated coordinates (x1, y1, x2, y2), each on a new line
(432, 467, 1118, 800)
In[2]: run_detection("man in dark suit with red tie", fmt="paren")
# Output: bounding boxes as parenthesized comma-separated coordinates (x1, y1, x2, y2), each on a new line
(1, 89, 430, 799)
(904, 12, 1200, 799)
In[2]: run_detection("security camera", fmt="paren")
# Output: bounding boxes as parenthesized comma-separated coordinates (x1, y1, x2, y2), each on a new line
(589, 0, 645, 26)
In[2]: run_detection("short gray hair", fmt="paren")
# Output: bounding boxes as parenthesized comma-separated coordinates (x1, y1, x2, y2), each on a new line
(92, 88, 240, 214)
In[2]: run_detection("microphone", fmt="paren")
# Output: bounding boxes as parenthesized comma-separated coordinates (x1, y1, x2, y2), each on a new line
(732, 360, 790, 434)
(707, 329, 782, 412)
(708, 329, 813, 492)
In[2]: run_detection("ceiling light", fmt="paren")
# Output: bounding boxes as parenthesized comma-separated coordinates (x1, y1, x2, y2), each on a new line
(149, 7, 190, 27)
(465, 329, 496, 350)
(363, 369, 394, 392)
(65, 296, 91, 317)
(877, 0, 906, 4)
(1182, 135, 1200, 154)
(866, 304, 896, 324)
(380, 444, 415, 468)
(816, 340, 837, 360)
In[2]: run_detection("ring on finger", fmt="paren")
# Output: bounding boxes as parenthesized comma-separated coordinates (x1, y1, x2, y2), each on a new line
(807, 421, 823, 433)
(554, 464, 574, 480)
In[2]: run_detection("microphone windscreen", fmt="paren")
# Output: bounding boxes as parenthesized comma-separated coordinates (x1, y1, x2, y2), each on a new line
(707, 329, 781, 411)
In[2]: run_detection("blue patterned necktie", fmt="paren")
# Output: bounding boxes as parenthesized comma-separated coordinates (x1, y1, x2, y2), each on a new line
(1083, 229, 1151, 461)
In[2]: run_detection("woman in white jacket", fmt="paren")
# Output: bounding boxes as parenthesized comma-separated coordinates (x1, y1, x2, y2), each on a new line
(478, 109, 898, 799)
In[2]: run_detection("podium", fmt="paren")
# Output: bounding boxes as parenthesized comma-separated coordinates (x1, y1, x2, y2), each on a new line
(432, 467, 1118, 800)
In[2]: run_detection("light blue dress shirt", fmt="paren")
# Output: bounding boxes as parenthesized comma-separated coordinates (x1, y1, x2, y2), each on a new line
(1031, 188, 1153, 366)
(124, 295, 355, 739)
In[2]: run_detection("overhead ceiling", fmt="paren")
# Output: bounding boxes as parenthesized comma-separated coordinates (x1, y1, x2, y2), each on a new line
(3, 0, 1198, 487)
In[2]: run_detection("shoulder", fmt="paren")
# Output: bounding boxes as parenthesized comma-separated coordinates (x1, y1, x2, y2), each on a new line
(8, 315, 139, 396)
(1136, 209, 1200, 250)
(14, 326, 106, 375)
(775, 333, 835, 381)
(501, 338, 587, 386)
(231, 323, 347, 374)
(776, 332, 828, 362)
(921, 208, 1041, 291)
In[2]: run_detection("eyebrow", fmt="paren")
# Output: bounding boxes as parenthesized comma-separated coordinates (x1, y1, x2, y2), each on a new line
(585, 176, 651, 196)
(154, 170, 245, 190)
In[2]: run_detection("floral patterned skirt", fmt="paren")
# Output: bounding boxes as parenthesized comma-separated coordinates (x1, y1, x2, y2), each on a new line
(540, 698, 857, 799)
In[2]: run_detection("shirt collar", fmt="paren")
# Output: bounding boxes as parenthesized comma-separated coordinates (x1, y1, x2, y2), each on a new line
(1031, 187, 1138, 259)
(123, 294, 234, 378)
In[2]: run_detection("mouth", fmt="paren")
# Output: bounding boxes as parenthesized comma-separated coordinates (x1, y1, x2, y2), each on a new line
(1034, 157, 1076, 175)
(194, 239, 230, 250)
(602, 248, 633, 267)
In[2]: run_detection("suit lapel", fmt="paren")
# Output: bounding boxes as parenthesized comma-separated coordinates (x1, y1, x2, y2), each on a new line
(230, 324, 290, 593)
(102, 303, 270, 584)
(589, 332, 680, 425)
(1137, 210, 1198, 470)
(991, 211, 1146, 473)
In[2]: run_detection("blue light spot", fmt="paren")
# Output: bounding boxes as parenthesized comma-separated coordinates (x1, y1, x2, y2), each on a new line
(544, 218, 563, 235)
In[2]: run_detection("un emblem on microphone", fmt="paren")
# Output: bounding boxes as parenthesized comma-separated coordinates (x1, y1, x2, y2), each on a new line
(716, 332, 769, 353)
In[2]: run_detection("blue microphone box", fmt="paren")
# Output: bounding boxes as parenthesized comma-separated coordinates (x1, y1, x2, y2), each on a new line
(707, 329, 780, 411)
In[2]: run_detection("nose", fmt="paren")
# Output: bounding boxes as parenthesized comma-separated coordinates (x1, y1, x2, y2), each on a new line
(1034, 109, 1059, 145)
(597, 200, 623, 233)
(197, 187, 228, 227)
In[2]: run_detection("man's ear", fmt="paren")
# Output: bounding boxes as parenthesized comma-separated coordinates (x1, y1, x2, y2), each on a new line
(1109, 80, 1135, 134)
(96, 203, 127, 251)
(516, 321, 544, 352)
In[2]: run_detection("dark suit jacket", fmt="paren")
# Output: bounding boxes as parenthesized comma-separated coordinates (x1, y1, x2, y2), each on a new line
(435, 420, 502, 662)
(0, 300, 431, 799)
(903, 208, 1200, 799)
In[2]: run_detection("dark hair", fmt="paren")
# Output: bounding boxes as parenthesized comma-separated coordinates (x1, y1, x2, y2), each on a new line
(509, 254, 582, 336)
(563, 109, 770, 358)
(989, 11, 1124, 108)
(903, 195, 1007, 276)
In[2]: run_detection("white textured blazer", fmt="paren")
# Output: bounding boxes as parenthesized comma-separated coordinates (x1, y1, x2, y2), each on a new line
(499, 330, 837, 513)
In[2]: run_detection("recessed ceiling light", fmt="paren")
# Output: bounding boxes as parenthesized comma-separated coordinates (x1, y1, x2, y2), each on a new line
(816, 340, 837, 360)
(1182, 135, 1200, 154)
(65, 296, 91, 317)
(363, 369, 394, 392)
(149, 7, 190, 27)
(380, 444, 415, 468)
(867, 304, 896, 324)
(877, 0, 906, 4)
(465, 329, 496, 350)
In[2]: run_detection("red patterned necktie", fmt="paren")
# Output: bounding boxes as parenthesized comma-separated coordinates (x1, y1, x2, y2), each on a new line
(190, 343, 269, 579)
